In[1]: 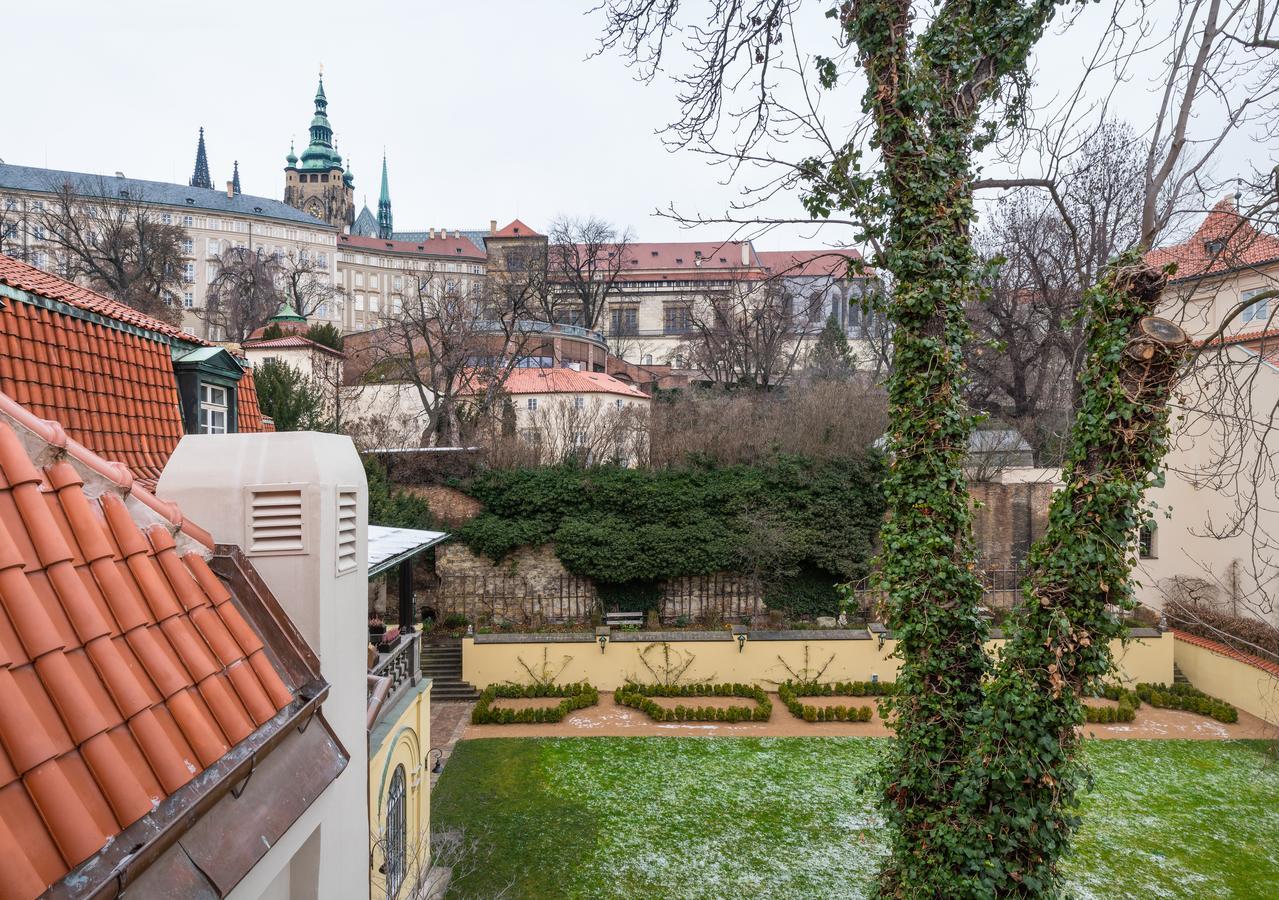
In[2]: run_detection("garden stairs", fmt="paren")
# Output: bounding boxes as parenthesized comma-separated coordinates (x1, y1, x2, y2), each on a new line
(422, 640, 479, 701)
(1173, 663, 1191, 685)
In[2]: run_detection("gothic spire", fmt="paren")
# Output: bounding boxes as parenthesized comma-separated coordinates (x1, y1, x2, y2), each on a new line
(377, 151, 393, 239)
(189, 127, 212, 189)
(232, 160, 241, 195)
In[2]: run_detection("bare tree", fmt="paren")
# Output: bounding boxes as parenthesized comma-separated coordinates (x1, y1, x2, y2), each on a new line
(350, 272, 533, 446)
(202, 247, 283, 342)
(523, 394, 649, 466)
(545, 216, 635, 330)
(35, 175, 187, 323)
(680, 275, 820, 389)
(277, 248, 338, 320)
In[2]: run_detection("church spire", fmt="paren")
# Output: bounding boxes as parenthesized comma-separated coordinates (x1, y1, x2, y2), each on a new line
(189, 127, 212, 189)
(232, 160, 241, 195)
(377, 151, 393, 239)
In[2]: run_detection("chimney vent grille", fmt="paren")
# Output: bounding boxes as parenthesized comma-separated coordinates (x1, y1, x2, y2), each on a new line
(248, 489, 305, 555)
(336, 489, 358, 574)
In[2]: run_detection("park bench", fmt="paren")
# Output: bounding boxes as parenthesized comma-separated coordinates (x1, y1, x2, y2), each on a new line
(604, 611, 645, 629)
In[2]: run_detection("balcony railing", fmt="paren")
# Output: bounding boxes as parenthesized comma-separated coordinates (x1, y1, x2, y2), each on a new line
(367, 630, 421, 728)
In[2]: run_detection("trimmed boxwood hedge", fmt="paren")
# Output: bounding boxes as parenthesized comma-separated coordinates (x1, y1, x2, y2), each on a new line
(1083, 685, 1140, 723)
(616, 682, 772, 722)
(1136, 682, 1238, 724)
(778, 680, 896, 722)
(471, 682, 599, 725)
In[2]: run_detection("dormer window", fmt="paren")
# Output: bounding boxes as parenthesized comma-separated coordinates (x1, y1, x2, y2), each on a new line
(199, 384, 229, 434)
(1204, 238, 1226, 256)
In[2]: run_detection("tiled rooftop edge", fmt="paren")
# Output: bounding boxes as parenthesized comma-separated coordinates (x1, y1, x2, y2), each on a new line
(1173, 629, 1279, 677)
(0, 281, 185, 348)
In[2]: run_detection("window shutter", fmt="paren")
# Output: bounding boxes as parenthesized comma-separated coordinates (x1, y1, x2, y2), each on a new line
(336, 489, 358, 575)
(247, 489, 305, 554)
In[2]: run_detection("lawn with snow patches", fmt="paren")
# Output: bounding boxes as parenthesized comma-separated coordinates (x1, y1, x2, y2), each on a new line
(431, 738, 1278, 899)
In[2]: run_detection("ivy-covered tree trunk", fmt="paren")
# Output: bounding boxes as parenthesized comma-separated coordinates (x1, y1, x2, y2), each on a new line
(837, 1, 1068, 893)
(964, 254, 1187, 895)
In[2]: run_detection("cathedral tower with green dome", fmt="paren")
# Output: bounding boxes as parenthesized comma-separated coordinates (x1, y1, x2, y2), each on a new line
(283, 72, 355, 231)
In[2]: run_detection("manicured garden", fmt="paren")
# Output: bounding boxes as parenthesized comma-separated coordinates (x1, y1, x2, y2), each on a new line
(432, 737, 1279, 899)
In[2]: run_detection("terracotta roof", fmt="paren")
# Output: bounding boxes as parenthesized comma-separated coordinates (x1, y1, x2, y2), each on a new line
(1146, 198, 1279, 282)
(0, 255, 267, 485)
(1173, 629, 1279, 678)
(478, 367, 649, 399)
(492, 219, 540, 238)
(0, 389, 295, 898)
(610, 241, 759, 273)
(242, 335, 346, 357)
(338, 232, 486, 260)
(0, 254, 195, 343)
(755, 249, 869, 278)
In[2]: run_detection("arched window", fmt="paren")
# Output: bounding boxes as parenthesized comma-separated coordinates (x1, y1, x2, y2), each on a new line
(385, 765, 407, 897)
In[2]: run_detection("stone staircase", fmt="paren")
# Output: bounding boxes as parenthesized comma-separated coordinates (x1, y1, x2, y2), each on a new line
(421, 641, 479, 701)
(1173, 663, 1191, 685)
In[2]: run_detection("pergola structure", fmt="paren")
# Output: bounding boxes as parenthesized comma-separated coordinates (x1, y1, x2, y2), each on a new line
(368, 524, 449, 628)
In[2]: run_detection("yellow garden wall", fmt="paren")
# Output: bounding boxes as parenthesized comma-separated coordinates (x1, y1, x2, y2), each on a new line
(462, 632, 1171, 691)
(1174, 636, 1279, 727)
(368, 680, 432, 898)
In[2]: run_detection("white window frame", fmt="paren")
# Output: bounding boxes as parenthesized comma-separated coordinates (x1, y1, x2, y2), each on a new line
(199, 383, 230, 435)
(1241, 288, 1270, 325)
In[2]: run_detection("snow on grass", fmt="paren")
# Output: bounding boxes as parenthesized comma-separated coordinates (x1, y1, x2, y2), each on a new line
(432, 738, 1279, 899)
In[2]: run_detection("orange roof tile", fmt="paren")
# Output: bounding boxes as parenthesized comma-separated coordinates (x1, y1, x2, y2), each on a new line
(339, 232, 486, 260)
(756, 248, 869, 278)
(0, 254, 267, 485)
(0, 389, 293, 899)
(492, 219, 540, 238)
(1146, 197, 1279, 282)
(1173, 629, 1279, 678)
(465, 367, 649, 399)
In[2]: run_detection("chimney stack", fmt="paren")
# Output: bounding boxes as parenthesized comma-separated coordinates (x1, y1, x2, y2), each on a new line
(226, 181, 235, 199)
(156, 432, 369, 898)
(741, 242, 751, 267)
(453, 229, 460, 239)
(428, 228, 435, 239)
(490, 219, 497, 234)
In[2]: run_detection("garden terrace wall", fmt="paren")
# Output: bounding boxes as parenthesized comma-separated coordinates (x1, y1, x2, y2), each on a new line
(462, 628, 1172, 691)
(1173, 631, 1279, 726)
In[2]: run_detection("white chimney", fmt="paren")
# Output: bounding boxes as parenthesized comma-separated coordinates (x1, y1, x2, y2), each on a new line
(226, 181, 235, 199)
(156, 432, 368, 900)
(429, 228, 435, 239)
(741, 242, 751, 267)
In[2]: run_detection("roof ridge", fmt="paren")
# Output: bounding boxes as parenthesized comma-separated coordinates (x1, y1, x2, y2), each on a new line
(0, 389, 213, 549)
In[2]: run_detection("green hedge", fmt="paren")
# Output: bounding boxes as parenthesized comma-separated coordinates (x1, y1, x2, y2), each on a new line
(1136, 682, 1238, 724)
(778, 680, 895, 722)
(456, 456, 884, 610)
(471, 682, 599, 725)
(616, 682, 772, 722)
(1083, 684, 1140, 723)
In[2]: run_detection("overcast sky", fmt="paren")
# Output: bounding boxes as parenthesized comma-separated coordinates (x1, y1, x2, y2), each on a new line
(3, 2, 1270, 249)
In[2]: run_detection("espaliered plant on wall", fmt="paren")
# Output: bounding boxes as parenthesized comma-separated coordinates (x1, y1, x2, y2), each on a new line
(635, 642, 707, 687)
(470, 682, 599, 725)
(616, 682, 772, 722)
(456, 457, 884, 615)
(516, 648, 574, 688)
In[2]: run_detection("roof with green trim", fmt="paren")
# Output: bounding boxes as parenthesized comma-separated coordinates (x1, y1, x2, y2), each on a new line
(0, 253, 269, 486)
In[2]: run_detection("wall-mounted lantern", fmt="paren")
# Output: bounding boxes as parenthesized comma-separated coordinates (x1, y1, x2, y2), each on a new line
(596, 626, 610, 654)
(428, 748, 443, 774)
(736, 632, 747, 653)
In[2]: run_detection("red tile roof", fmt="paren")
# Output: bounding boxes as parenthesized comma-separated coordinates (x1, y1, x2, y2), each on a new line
(487, 368, 649, 399)
(611, 241, 759, 273)
(0, 255, 267, 485)
(1173, 629, 1279, 678)
(242, 335, 346, 357)
(756, 249, 868, 278)
(0, 255, 194, 343)
(339, 232, 486, 260)
(0, 389, 293, 898)
(1146, 198, 1279, 282)
(492, 219, 540, 238)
